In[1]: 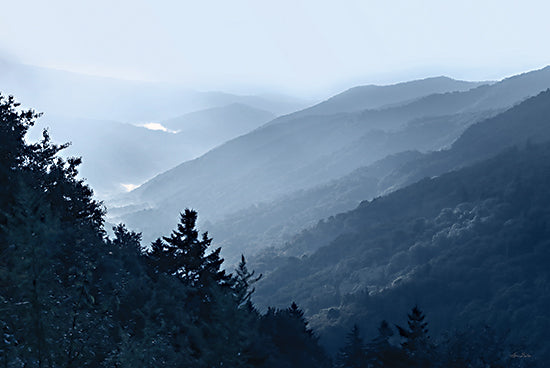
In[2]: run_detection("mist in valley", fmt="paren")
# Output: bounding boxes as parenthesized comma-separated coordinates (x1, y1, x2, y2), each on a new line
(2, 1, 550, 366)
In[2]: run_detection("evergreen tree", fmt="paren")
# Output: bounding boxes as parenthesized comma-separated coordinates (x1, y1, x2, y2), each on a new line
(233, 254, 262, 307)
(0, 94, 107, 366)
(0, 95, 37, 190)
(366, 320, 406, 368)
(396, 306, 435, 368)
(147, 209, 229, 288)
(259, 302, 331, 368)
(0, 185, 58, 366)
(0, 182, 105, 367)
(336, 324, 367, 368)
(0, 95, 41, 249)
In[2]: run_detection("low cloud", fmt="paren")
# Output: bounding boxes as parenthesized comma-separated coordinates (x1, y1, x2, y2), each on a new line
(139, 122, 178, 133)
(121, 183, 139, 192)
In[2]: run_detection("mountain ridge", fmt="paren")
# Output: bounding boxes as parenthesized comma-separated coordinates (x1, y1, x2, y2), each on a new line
(112, 67, 550, 244)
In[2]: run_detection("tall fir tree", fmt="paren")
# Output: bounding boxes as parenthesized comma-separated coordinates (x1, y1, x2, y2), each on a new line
(233, 254, 262, 307)
(147, 209, 229, 288)
(396, 306, 435, 368)
(336, 324, 368, 368)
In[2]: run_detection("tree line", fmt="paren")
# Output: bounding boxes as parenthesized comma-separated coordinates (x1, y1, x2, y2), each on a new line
(336, 306, 535, 367)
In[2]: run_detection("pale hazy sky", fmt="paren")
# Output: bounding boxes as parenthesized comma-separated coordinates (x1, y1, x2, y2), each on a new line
(1, 0, 549, 97)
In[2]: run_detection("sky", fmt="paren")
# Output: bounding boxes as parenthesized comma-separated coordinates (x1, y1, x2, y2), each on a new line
(1, 0, 550, 97)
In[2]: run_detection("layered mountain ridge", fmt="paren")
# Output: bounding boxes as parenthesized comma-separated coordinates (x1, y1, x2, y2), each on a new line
(113, 67, 550, 253)
(251, 91, 550, 357)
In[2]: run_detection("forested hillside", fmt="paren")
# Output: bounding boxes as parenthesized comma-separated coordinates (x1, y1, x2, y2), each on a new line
(253, 142, 550, 363)
(228, 87, 549, 264)
(207, 108, 497, 262)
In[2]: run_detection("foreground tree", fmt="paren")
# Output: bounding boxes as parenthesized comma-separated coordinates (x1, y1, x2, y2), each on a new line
(0, 94, 107, 366)
(147, 209, 229, 288)
(336, 324, 368, 368)
(234, 254, 263, 307)
(395, 306, 435, 367)
(258, 302, 331, 368)
(364, 320, 407, 367)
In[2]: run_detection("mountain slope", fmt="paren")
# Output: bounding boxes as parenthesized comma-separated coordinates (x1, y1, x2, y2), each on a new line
(29, 104, 276, 198)
(253, 143, 550, 360)
(207, 151, 424, 261)
(376, 87, 550, 198)
(161, 103, 275, 140)
(261, 88, 550, 257)
(207, 107, 503, 264)
(115, 67, 550, 243)
(27, 116, 194, 198)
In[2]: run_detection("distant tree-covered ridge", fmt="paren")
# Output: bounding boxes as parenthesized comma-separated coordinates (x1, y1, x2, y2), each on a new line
(0, 93, 542, 366)
(254, 141, 550, 363)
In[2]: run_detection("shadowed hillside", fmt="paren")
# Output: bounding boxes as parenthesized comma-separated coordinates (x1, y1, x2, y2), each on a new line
(253, 143, 550, 361)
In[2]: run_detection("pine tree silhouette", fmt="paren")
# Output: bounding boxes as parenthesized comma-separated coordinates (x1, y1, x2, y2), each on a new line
(336, 324, 367, 368)
(147, 209, 229, 288)
(396, 306, 435, 368)
(233, 254, 262, 307)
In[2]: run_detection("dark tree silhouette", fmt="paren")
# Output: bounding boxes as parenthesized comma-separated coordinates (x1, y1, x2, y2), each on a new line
(396, 306, 435, 367)
(258, 302, 331, 368)
(147, 209, 229, 288)
(336, 324, 368, 368)
(233, 254, 262, 307)
(366, 320, 406, 367)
